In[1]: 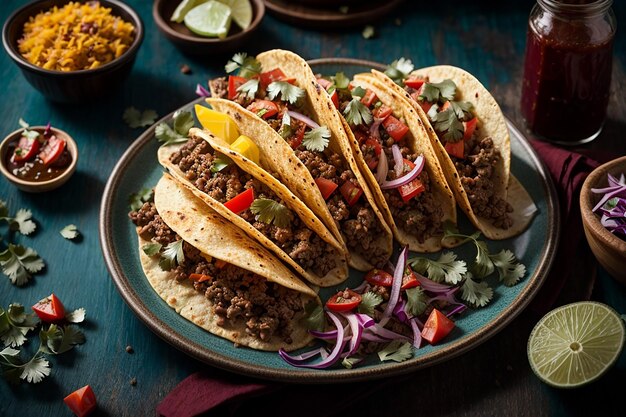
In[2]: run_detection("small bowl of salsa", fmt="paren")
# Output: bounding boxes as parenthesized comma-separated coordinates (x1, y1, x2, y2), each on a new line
(0, 124, 78, 192)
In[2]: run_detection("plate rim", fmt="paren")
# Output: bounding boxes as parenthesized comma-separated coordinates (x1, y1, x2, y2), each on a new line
(99, 59, 560, 383)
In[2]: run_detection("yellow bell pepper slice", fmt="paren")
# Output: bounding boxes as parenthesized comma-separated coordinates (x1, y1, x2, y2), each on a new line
(194, 104, 239, 144)
(230, 135, 260, 165)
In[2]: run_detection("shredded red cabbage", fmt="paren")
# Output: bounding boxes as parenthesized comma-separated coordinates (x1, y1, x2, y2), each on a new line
(591, 173, 626, 237)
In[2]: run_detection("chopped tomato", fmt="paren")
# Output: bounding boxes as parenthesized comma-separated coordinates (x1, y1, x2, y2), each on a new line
(215, 259, 228, 269)
(259, 68, 287, 88)
(421, 308, 455, 344)
(246, 100, 279, 119)
(353, 129, 368, 144)
(372, 105, 392, 119)
(365, 269, 393, 287)
(32, 294, 66, 322)
(360, 89, 378, 108)
(228, 75, 247, 100)
(440, 101, 451, 111)
(189, 273, 212, 283)
(382, 116, 409, 142)
(326, 289, 362, 312)
(404, 77, 425, 89)
(330, 89, 339, 109)
(316, 77, 332, 89)
(289, 122, 306, 149)
(401, 266, 420, 289)
(13, 135, 41, 162)
(39, 136, 66, 166)
(315, 177, 338, 200)
(463, 117, 477, 141)
(363, 138, 382, 170)
(398, 159, 425, 202)
(445, 140, 465, 159)
(339, 180, 363, 206)
(417, 99, 433, 114)
(64, 385, 97, 417)
(223, 188, 254, 214)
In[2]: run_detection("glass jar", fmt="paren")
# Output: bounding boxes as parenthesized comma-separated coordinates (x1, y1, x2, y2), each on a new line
(520, 0, 616, 145)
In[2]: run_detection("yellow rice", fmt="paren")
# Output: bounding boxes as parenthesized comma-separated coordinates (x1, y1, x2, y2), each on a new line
(18, 1, 135, 72)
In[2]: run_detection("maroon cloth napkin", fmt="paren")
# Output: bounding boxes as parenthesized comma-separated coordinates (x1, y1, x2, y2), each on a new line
(157, 140, 611, 417)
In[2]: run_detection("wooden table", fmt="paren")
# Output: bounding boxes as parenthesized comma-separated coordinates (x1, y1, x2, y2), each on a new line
(1, 1, 625, 416)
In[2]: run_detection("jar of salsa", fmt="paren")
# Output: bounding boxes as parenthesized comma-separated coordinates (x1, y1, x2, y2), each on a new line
(521, 0, 615, 145)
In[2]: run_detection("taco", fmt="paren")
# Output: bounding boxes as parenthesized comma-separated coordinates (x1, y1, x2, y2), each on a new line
(370, 63, 536, 239)
(206, 50, 392, 271)
(158, 127, 348, 287)
(129, 173, 320, 351)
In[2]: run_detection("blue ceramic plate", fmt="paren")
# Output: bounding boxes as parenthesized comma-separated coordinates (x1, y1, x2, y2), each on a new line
(100, 59, 559, 382)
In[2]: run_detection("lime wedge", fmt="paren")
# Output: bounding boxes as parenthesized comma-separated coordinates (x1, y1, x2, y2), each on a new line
(527, 301, 625, 388)
(170, 0, 208, 23)
(217, 0, 252, 30)
(184, 1, 232, 39)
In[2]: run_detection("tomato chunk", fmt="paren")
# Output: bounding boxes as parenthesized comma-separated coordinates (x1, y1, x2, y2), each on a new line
(398, 159, 425, 202)
(13, 135, 41, 162)
(223, 188, 254, 214)
(417, 99, 433, 114)
(401, 266, 420, 289)
(372, 105, 392, 119)
(64, 385, 97, 417)
(404, 77, 425, 89)
(326, 289, 362, 312)
(39, 136, 66, 166)
(189, 273, 212, 283)
(463, 117, 477, 141)
(32, 294, 66, 322)
(382, 116, 409, 142)
(246, 100, 279, 119)
(445, 140, 465, 159)
(330, 89, 339, 109)
(421, 308, 455, 344)
(315, 177, 338, 200)
(363, 138, 382, 170)
(288, 122, 306, 149)
(228, 75, 247, 100)
(215, 259, 228, 269)
(259, 68, 287, 88)
(339, 181, 363, 206)
(360, 89, 378, 108)
(365, 269, 393, 287)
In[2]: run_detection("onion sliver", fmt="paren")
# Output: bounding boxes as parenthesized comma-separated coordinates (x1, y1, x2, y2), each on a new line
(287, 111, 320, 129)
(195, 83, 210, 97)
(380, 155, 424, 190)
(375, 149, 389, 185)
(392, 144, 403, 177)
(379, 246, 408, 327)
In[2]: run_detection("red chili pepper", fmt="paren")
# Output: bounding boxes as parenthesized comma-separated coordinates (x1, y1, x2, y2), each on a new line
(326, 289, 362, 312)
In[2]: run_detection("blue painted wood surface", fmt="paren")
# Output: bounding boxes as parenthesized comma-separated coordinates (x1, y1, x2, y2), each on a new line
(1, 1, 625, 416)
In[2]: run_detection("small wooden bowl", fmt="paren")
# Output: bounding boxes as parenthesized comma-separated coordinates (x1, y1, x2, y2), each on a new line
(580, 156, 626, 285)
(153, 0, 265, 55)
(0, 126, 78, 193)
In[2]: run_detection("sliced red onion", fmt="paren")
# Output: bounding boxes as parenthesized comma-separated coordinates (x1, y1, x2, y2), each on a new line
(416, 273, 457, 294)
(591, 186, 626, 212)
(379, 246, 409, 327)
(287, 111, 320, 129)
(446, 304, 467, 317)
(380, 155, 424, 190)
(375, 148, 388, 185)
(280, 347, 326, 362)
(409, 318, 422, 348)
(355, 313, 375, 328)
(361, 333, 392, 343)
(342, 313, 363, 357)
(369, 117, 384, 140)
(393, 298, 409, 323)
(391, 144, 403, 177)
(195, 83, 210, 97)
(366, 322, 411, 342)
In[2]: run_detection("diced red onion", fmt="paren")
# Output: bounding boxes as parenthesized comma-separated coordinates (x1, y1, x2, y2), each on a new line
(380, 155, 424, 190)
(379, 246, 409, 327)
(369, 117, 384, 140)
(391, 144, 403, 177)
(195, 83, 210, 97)
(375, 148, 388, 185)
(288, 111, 320, 129)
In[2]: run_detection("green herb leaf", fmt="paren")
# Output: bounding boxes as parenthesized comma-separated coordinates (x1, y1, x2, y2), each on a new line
(267, 81, 305, 104)
(225, 53, 262, 78)
(302, 301, 325, 331)
(490, 250, 526, 286)
(129, 188, 154, 211)
(155, 123, 187, 146)
(342, 355, 364, 369)
(142, 243, 162, 257)
(333, 72, 350, 90)
(18, 118, 29, 129)
(378, 340, 413, 363)
(0, 244, 45, 286)
(471, 240, 494, 279)
(351, 86, 367, 99)
(430, 109, 464, 142)
(0, 304, 39, 348)
(159, 240, 184, 271)
(357, 291, 383, 316)
(65, 308, 86, 324)
(20, 354, 50, 384)
(172, 110, 194, 136)
(420, 80, 457, 103)
(449, 101, 474, 120)
(409, 252, 467, 284)
(460, 275, 493, 307)
(278, 112, 292, 139)
(237, 78, 260, 100)
(250, 199, 291, 228)
(343, 98, 373, 126)
(405, 286, 428, 317)
(45, 325, 85, 354)
(12, 209, 36, 235)
(210, 155, 233, 173)
(123, 107, 158, 129)
(362, 25, 375, 39)
(60, 224, 79, 240)
(302, 126, 330, 152)
(384, 57, 415, 85)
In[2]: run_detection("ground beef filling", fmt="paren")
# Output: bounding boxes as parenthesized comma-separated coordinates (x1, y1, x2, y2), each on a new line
(129, 202, 303, 344)
(452, 136, 513, 229)
(169, 137, 338, 277)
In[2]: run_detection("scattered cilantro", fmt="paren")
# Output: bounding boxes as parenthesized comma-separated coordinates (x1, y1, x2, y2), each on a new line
(266, 81, 305, 104)
(129, 188, 154, 211)
(342, 356, 364, 369)
(449, 101, 474, 120)
(60, 224, 79, 240)
(420, 80, 457, 103)
(409, 252, 467, 284)
(278, 112, 292, 139)
(332, 72, 350, 90)
(123, 107, 158, 129)
(302, 301, 324, 331)
(0, 304, 40, 347)
(351, 86, 367, 99)
(0, 200, 36, 235)
(17, 118, 42, 142)
(490, 249, 526, 286)
(343, 98, 373, 126)
(172, 110, 194, 136)
(378, 340, 413, 363)
(0, 244, 45, 286)
(357, 291, 383, 316)
(250, 199, 291, 228)
(362, 25, 375, 39)
(210, 155, 233, 173)
(142, 243, 162, 257)
(237, 78, 260, 100)
(405, 287, 428, 317)
(384, 57, 415, 85)
(155, 110, 194, 146)
(430, 109, 464, 142)
(302, 126, 330, 152)
(225, 53, 262, 79)
(460, 274, 493, 307)
(159, 240, 184, 271)
(65, 308, 86, 324)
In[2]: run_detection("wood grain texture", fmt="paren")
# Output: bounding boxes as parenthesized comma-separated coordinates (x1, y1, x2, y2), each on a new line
(1, 0, 625, 416)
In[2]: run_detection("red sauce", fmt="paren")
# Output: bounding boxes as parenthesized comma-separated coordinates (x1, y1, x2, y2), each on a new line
(521, 0, 615, 143)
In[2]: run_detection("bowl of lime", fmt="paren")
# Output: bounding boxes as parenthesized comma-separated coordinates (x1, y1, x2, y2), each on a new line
(153, 0, 264, 54)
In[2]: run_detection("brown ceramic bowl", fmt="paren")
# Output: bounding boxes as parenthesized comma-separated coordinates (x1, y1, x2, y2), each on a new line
(2, 0, 144, 103)
(153, 0, 264, 55)
(0, 126, 78, 193)
(580, 156, 626, 285)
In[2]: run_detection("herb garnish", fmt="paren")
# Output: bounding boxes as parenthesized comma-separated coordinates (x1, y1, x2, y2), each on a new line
(278, 112, 292, 139)
(378, 340, 413, 363)
(129, 188, 154, 211)
(409, 252, 467, 285)
(302, 301, 324, 331)
(405, 286, 428, 316)
(210, 155, 233, 173)
(0, 200, 36, 235)
(250, 199, 291, 228)
(123, 107, 158, 129)
(155, 110, 194, 146)
(430, 108, 464, 142)
(384, 57, 415, 85)
(343, 89, 373, 126)
(18, 119, 42, 142)
(225, 53, 262, 79)
(237, 78, 260, 99)
(159, 240, 185, 271)
(420, 80, 457, 102)
(60, 225, 79, 240)
(357, 291, 383, 316)
(0, 244, 45, 287)
(267, 81, 305, 104)
(302, 126, 331, 152)
(362, 25, 375, 39)
(141, 243, 162, 256)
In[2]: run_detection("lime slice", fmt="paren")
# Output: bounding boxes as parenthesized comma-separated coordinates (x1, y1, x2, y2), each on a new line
(527, 301, 625, 388)
(170, 0, 208, 23)
(184, 1, 232, 39)
(217, 0, 252, 30)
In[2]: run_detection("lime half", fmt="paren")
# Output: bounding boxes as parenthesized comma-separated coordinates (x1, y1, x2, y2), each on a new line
(184, 1, 232, 39)
(170, 0, 208, 23)
(217, 0, 252, 30)
(528, 301, 625, 388)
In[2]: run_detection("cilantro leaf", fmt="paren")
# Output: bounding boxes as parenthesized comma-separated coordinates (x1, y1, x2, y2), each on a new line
(278, 112, 292, 139)
(409, 252, 467, 284)
(159, 240, 184, 271)
(155, 123, 186, 146)
(210, 155, 233, 173)
(357, 291, 383, 316)
(460, 275, 493, 307)
(449, 101, 474, 120)
(342, 355, 364, 369)
(142, 243, 162, 257)
(60, 224, 79, 240)
(362, 25, 375, 39)
(250, 199, 291, 228)
(378, 340, 413, 363)
(123, 107, 158, 129)
(471, 240, 494, 279)
(332, 72, 350, 90)
(129, 188, 154, 211)
(1, 327, 28, 348)
(384, 57, 415, 85)
(237, 78, 260, 100)
(42, 325, 85, 354)
(430, 109, 464, 142)
(0, 304, 39, 348)
(225, 53, 261, 78)
(65, 308, 86, 324)
(12, 209, 36, 235)
(420, 80, 457, 103)
(172, 110, 194, 136)
(0, 347, 19, 358)
(490, 250, 526, 286)
(351, 86, 367, 99)
(0, 244, 45, 286)
(302, 126, 330, 152)
(20, 355, 50, 384)
(18, 118, 29, 129)
(405, 286, 428, 317)
(343, 98, 373, 126)
(302, 301, 324, 331)
(266, 81, 305, 104)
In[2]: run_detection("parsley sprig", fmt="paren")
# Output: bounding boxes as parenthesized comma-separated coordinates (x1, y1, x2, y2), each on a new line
(378, 340, 413, 363)
(225, 53, 262, 79)
(384, 57, 415, 85)
(343, 92, 373, 127)
(250, 199, 291, 228)
(155, 110, 195, 146)
(267, 81, 305, 104)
